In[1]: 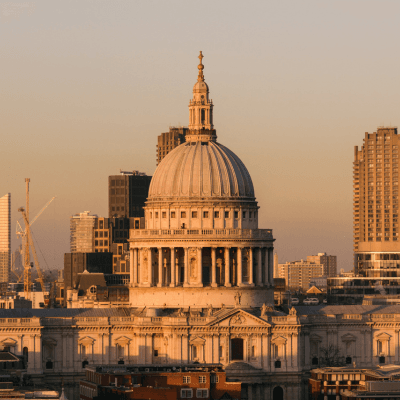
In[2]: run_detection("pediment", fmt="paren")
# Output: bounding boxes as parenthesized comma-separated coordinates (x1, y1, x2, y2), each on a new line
(78, 336, 95, 346)
(1, 338, 17, 347)
(209, 309, 271, 328)
(271, 335, 287, 345)
(341, 333, 357, 342)
(376, 332, 392, 341)
(310, 333, 323, 342)
(190, 336, 206, 345)
(43, 337, 57, 346)
(114, 336, 131, 345)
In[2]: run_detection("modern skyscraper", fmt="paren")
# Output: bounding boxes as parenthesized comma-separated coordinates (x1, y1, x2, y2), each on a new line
(0, 193, 11, 284)
(354, 127, 400, 276)
(70, 211, 97, 253)
(156, 127, 188, 166)
(108, 170, 151, 219)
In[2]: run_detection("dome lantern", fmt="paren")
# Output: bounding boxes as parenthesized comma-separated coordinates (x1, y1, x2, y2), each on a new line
(187, 51, 215, 142)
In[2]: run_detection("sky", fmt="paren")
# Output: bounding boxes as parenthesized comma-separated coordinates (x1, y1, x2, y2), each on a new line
(1, 0, 400, 272)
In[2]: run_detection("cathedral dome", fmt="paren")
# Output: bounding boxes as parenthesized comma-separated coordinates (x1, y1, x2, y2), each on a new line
(148, 140, 255, 201)
(193, 80, 209, 92)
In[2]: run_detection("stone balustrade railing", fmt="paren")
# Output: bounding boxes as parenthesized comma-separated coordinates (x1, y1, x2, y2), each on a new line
(130, 228, 273, 240)
(0, 318, 41, 326)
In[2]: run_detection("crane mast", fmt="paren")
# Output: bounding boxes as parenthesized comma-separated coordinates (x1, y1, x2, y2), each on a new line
(23, 179, 31, 299)
(18, 207, 46, 294)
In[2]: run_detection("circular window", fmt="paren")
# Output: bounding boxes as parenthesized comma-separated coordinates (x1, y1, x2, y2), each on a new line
(89, 286, 97, 294)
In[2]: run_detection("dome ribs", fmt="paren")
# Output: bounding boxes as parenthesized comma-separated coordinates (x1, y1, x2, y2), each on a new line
(202, 143, 212, 197)
(216, 143, 240, 196)
(190, 142, 201, 197)
(171, 144, 187, 197)
(208, 142, 223, 196)
(180, 143, 194, 197)
(148, 140, 255, 202)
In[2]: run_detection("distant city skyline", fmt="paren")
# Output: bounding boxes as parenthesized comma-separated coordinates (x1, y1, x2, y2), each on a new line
(2, 1, 400, 271)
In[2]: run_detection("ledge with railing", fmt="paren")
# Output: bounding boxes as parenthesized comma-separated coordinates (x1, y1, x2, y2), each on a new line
(130, 228, 273, 240)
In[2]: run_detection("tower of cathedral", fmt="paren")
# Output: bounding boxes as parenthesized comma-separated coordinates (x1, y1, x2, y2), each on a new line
(128, 52, 275, 308)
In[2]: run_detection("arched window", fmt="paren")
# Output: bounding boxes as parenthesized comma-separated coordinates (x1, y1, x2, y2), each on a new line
(45, 360, 53, 370)
(273, 386, 284, 400)
(274, 360, 281, 369)
(201, 109, 205, 124)
(82, 360, 89, 369)
(312, 357, 319, 365)
(379, 355, 386, 364)
(23, 347, 28, 363)
(118, 360, 124, 365)
(346, 357, 352, 364)
(231, 338, 243, 361)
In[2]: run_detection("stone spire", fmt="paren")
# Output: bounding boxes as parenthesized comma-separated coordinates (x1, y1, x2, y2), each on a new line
(187, 51, 215, 142)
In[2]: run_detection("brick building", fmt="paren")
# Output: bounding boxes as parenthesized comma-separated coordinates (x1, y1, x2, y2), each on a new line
(80, 363, 241, 400)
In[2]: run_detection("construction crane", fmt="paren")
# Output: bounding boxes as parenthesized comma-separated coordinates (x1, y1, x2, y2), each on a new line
(16, 179, 55, 300)
(18, 206, 46, 297)
(15, 196, 56, 240)
(14, 195, 55, 282)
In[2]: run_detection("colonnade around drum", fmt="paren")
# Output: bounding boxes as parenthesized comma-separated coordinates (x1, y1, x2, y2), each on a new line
(129, 246, 274, 288)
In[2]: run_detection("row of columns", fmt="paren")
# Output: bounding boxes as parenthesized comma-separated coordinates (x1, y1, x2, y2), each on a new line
(129, 246, 274, 287)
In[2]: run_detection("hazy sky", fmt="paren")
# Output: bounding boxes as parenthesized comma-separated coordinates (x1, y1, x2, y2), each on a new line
(1, 0, 400, 272)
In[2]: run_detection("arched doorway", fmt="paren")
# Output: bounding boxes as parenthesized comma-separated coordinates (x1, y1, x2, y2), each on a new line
(231, 338, 243, 360)
(273, 386, 283, 400)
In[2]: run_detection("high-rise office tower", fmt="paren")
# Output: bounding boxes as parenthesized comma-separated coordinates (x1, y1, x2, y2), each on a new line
(354, 127, 400, 275)
(108, 170, 151, 219)
(70, 211, 98, 253)
(156, 127, 188, 166)
(0, 193, 11, 283)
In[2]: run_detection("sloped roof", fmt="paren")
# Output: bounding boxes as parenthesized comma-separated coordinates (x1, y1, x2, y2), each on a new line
(294, 304, 400, 315)
(0, 352, 20, 361)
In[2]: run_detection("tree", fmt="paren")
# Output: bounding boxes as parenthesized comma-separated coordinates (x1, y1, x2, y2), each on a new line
(319, 344, 345, 367)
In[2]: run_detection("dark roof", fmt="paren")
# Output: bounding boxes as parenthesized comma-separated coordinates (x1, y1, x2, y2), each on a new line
(0, 352, 20, 362)
(0, 308, 133, 318)
(294, 304, 400, 315)
(76, 272, 107, 292)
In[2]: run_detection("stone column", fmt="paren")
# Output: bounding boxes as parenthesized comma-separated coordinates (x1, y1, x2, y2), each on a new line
(184, 248, 189, 287)
(305, 332, 311, 368)
(149, 248, 153, 286)
(133, 248, 138, 286)
(35, 335, 42, 372)
(211, 248, 217, 287)
(62, 334, 67, 369)
(157, 247, 163, 287)
(198, 247, 203, 286)
(248, 385, 253, 400)
(293, 334, 298, 368)
(248, 248, 254, 285)
(237, 247, 243, 286)
(170, 248, 175, 287)
(264, 248, 269, 285)
(257, 248, 263, 286)
(225, 248, 231, 287)
(182, 334, 189, 364)
(268, 248, 274, 285)
(130, 248, 134, 286)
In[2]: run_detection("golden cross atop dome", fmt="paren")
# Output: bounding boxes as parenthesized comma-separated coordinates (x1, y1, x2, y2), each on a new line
(197, 51, 204, 82)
